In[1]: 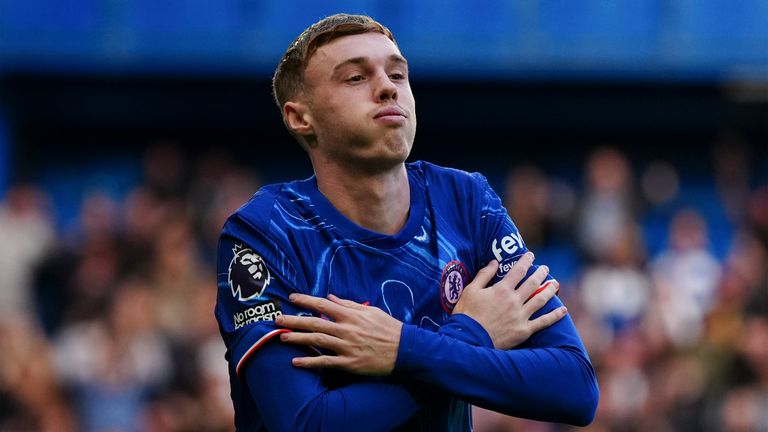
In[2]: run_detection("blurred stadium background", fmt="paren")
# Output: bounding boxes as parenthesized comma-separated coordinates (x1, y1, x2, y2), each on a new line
(0, 1, 766, 431)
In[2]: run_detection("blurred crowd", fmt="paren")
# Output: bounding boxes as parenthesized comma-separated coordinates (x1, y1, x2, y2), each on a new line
(0, 140, 766, 431)
(0, 145, 258, 431)
(475, 141, 768, 432)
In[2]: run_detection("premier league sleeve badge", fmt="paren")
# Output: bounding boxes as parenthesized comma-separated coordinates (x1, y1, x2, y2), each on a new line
(228, 245, 272, 302)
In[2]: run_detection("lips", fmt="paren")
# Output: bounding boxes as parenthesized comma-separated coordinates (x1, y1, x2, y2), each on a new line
(374, 107, 407, 119)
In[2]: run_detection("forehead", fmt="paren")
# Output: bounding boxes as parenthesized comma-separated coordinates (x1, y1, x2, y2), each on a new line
(307, 32, 403, 72)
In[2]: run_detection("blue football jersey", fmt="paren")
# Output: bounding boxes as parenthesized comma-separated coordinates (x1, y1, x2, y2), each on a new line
(215, 161, 595, 431)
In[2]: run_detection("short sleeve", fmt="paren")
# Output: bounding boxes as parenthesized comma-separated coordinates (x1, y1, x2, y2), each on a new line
(215, 215, 308, 378)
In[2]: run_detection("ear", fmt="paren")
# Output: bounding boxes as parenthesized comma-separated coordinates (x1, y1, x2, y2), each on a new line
(283, 102, 314, 137)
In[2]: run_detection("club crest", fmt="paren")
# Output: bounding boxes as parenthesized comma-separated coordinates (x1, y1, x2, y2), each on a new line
(440, 260, 469, 312)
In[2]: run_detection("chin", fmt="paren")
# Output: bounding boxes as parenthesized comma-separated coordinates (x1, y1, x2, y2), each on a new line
(384, 144, 412, 165)
(384, 133, 414, 157)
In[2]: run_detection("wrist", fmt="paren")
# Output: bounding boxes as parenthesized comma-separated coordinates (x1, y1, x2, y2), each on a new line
(393, 323, 418, 375)
(441, 313, 494, 348)
(386, 321, 404, 375)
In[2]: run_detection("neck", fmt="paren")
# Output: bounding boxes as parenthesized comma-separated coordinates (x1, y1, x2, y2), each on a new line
(314, 161, 410, 235)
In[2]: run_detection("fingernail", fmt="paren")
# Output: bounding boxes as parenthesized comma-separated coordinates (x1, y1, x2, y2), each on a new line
(561, 307, 568, 314)
(292, 358, 302, 367)
(289, 293, 297, 301)
(280, 333, 288, 341)
(542, 265, 549, 273)
(528, 252, 535, 261)
(275, 315, 284, 324)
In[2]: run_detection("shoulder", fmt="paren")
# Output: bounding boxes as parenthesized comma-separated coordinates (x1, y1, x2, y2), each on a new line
(408, 160, 490, 195)
(218, 181, 306, 289)
(231, 183, 283, 225)
(224, 180, 306, 235)
(407, 161, 487, 186)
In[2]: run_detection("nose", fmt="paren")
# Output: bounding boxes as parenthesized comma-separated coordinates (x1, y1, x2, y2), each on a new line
(374, 72, 398, 103)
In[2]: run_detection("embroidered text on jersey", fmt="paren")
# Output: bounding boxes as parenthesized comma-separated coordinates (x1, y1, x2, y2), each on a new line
(234, 300, 283, 329)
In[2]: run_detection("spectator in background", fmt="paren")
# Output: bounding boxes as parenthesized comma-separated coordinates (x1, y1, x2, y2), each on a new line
(651, 209, 722, 348)
(579, 221, 651, 340)
(52, 277, 172, 432)
(149, 214, 207, 342)
(747, 185, 768, 249)
(142, 141, 189, 200)
(712, 133, 751, 224)
(577, 147, 638, 263)
(34, 191, 122, 336)
(503, 164, 552, 250)
(721, 310, 768, 431)
(0, 318, 75, 431)
(504, 163, 581, 290)
(188, 148, 262, 261)
(0, 184, 54, 323)
(592, 328, 652, 431)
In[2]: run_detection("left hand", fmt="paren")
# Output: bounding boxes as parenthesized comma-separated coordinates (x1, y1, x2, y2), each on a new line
(453, 253, 566, 350)
(275, 293, 403, 376)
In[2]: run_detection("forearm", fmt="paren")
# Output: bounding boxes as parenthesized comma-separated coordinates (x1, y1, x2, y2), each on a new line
(395, 299, 599, 426)
(246, 340, 425, 431)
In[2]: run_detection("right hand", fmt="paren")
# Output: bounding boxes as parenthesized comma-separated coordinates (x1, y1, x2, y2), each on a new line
(452, 252, 567, 350)
(276, 294, 403, 376)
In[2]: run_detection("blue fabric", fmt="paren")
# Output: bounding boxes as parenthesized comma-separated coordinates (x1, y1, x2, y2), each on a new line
(215, 161, 598, 431)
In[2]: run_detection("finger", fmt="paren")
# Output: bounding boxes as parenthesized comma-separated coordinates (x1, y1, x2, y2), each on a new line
(289, 293, 349, 319)
(527, 306, 568, 333)
(496, 252, 534, 289)
(276, 314, 338, 334)
(280, 331, 345, 352)
(292, 354, 349, 370)
(517, 265, 550, 302)
(523, 281, 559, 315)
(327, 294, 367, 310)
(466, 260, 499, 292)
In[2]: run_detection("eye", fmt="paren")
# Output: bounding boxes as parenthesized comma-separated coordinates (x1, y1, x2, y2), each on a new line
(390, 73, 406, 80)
(347, 75, 365, 82)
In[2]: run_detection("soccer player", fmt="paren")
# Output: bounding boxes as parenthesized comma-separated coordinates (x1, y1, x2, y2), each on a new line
(215, 13, 598, 431)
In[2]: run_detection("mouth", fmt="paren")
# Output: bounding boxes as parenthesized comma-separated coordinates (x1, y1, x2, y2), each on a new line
(374, 107, 407, 120)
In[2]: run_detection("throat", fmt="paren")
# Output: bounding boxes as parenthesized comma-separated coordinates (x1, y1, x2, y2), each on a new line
(317, 166, 411, 235)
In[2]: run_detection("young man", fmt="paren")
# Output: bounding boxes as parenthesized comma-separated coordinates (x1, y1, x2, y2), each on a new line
(215, 14, 598, 431)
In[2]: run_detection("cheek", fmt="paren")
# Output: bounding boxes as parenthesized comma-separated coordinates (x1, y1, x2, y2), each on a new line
(399, 84, 415, 104)
(315, 91, 357, 119)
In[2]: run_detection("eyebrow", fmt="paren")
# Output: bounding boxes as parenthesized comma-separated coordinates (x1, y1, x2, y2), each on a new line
(332, 54, 408, 73)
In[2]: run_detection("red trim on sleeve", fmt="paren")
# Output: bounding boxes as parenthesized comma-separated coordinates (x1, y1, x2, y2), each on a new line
(525, 280, 559, 303)
(236, 329, 292, 378)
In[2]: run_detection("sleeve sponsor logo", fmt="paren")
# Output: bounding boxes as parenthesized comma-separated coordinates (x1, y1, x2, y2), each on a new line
(497, 257, 518, 277)
(491, 231, 524, 262)
(233, 300, 283, 329)
(228, 245, 272, 301)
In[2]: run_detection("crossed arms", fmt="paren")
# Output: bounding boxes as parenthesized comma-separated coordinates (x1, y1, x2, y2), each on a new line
(244, 254, 599, 430)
